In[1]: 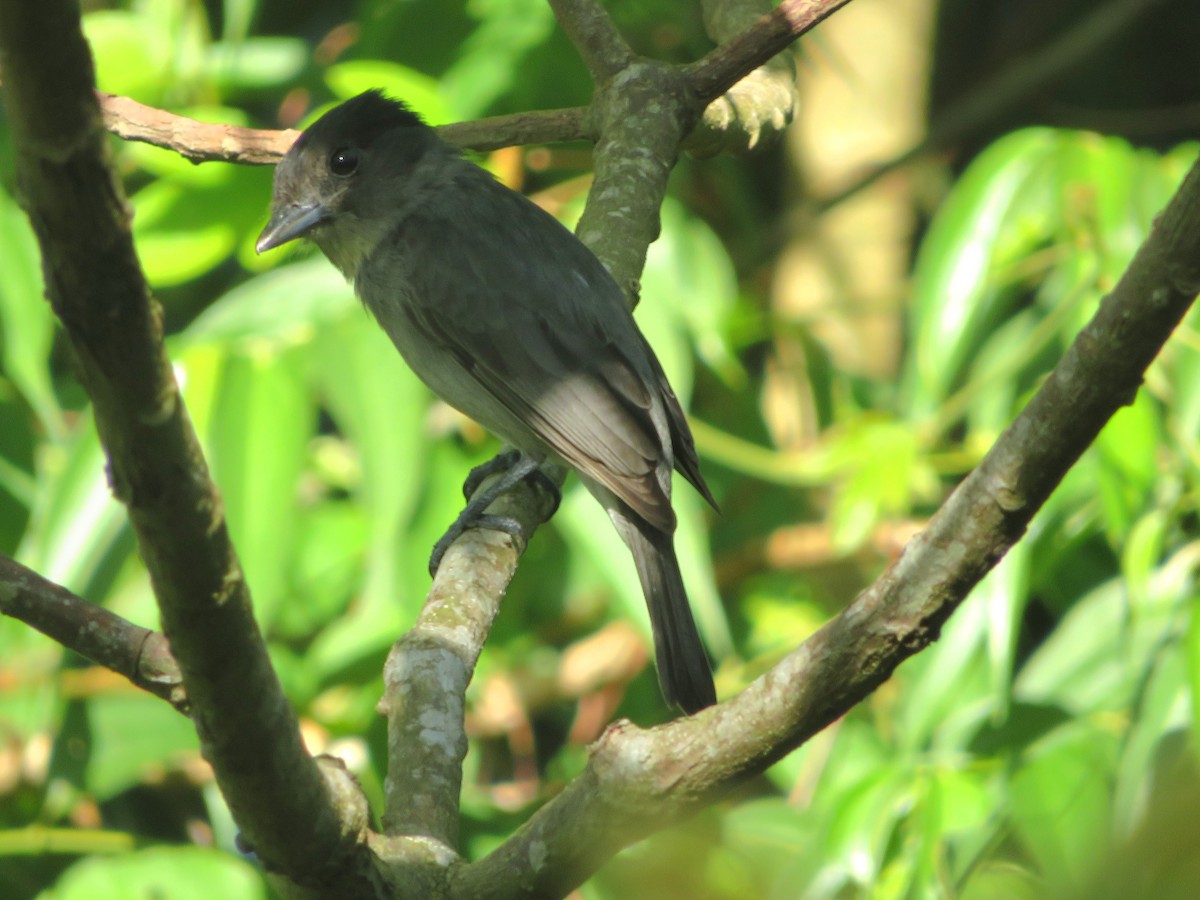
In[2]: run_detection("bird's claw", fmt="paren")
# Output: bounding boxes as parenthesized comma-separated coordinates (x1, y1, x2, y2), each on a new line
(430, 452, 561, 576)
(462, 449, 523, 500)
(428, 513, 523, 575)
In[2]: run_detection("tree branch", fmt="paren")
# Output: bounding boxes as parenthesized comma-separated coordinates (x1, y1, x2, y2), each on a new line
(93, 1, 854, 166)
(98, 91, 295, 164)
(684, 0, 854, 104)
(548, 0, 633, 82)
(576, 58, 700, 298)
(452, 153, 1200, 897)
(0, 4, 377, 893)
(381, 481, 556, 848)
(0, 552, 186, 711)
(437, 108, 592, 152)
(98, 91, 591, 164)
(685, 0, 799, 156)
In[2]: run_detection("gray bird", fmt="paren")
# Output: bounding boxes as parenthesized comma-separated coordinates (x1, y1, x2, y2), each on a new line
(256, 91, 717, 713)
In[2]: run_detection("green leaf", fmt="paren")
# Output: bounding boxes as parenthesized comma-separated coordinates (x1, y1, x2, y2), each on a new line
(822, 765, 912, 886)
(904, 128, 1062, 415)
(305, 312, 434, 676)
(132, 162, 275, 289)
(1092, 389, 1161, 540)
(554, 485, 646, 638)
(205, 348, 313, 627)
(1190, 601, 1200, 760)
(1111, 647, 1190, 837)
(206, 37, 307, 90)
(1120, 509, 1168, 612)
(895, 580, 992, 753)
(39, 846, 267, 900)
(1009, 726, 1115, 882)
(137, 228, 239, 288)
(270, 500, 367, 639)
(960, 861, 1041, 900)
(0, 618, 63, 738)
(1015, 565, 1181, 715)
(82, 11, 172, 102)
(0, 188, 63, 438)
(1053, 133, 1142, 282)
(642, 198, 743, 385)
(183, 259, 355, 348)
(1168, 306, 1200, 440)
(69, 693, 199, 801)
(15, 417, 129, 596)
(440, 0, 557, 118)
(826, 418, 929, 553)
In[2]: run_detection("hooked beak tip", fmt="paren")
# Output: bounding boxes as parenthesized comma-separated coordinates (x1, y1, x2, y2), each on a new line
(256, 201, 328, 255)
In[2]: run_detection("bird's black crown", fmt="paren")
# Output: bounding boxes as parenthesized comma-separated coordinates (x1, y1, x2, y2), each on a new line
(294, 90, 427, 153)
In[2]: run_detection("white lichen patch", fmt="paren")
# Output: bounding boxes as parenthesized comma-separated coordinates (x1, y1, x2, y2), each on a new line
(527, 837, 548, 871)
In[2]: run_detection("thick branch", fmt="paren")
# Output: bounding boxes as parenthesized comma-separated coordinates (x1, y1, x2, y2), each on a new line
(381, 480, 556, 848)
(548, 0, 633, 81)
(0, 552, 185, 711)
(575, 59, 700, 299)
(452, 154, 1200, 897)
(0, 4, 376, 893)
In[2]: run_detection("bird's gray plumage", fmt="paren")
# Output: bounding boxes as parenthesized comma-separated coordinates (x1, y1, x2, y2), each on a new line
(258, 91, 717, 713)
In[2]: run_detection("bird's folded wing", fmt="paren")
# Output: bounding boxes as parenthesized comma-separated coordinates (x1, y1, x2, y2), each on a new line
(412, 297, 678, 534)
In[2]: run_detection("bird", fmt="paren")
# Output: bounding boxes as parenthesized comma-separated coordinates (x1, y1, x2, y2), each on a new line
(256, 90, 718, 713)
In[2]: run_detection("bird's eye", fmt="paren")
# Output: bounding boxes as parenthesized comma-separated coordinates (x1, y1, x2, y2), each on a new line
(329, 148, 359, 176)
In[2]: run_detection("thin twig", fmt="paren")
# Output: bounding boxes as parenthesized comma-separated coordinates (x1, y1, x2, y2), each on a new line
(684, 0, 854, 103)
(98, 91, 591, 164)
(0, 552, 186, 711)
(99, 91, 295, 164)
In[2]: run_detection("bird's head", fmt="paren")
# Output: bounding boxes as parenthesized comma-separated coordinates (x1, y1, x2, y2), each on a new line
(256, 90, 444, 275)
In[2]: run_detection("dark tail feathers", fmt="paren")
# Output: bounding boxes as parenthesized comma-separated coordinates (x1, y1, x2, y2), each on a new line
(619, 513, 715, 714)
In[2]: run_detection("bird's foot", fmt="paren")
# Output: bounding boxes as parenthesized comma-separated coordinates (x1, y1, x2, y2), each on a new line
(462, 450, 562, 517)
(429, 512, 524, 577)
(461, 449, 520, 499)
(429, 452, 562, 575)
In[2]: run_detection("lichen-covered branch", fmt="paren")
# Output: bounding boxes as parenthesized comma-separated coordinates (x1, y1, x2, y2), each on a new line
(575, 59, 700, 299)
(381, 482, 556, 849)
(548, 0, 633, 81)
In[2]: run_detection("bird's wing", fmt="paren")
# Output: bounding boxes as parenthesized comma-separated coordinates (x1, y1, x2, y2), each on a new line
(417, 287, 677, 532)
(387, 188, 684, 532)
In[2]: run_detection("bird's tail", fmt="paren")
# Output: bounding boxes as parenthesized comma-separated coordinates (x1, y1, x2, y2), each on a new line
(611, 508, 715, 714)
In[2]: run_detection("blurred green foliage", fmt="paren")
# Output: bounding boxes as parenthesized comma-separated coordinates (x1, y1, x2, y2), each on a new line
(0, 1, 1197, 898)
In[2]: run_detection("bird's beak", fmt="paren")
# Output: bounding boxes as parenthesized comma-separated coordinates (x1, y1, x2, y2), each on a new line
(255, 201, 328, 254)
